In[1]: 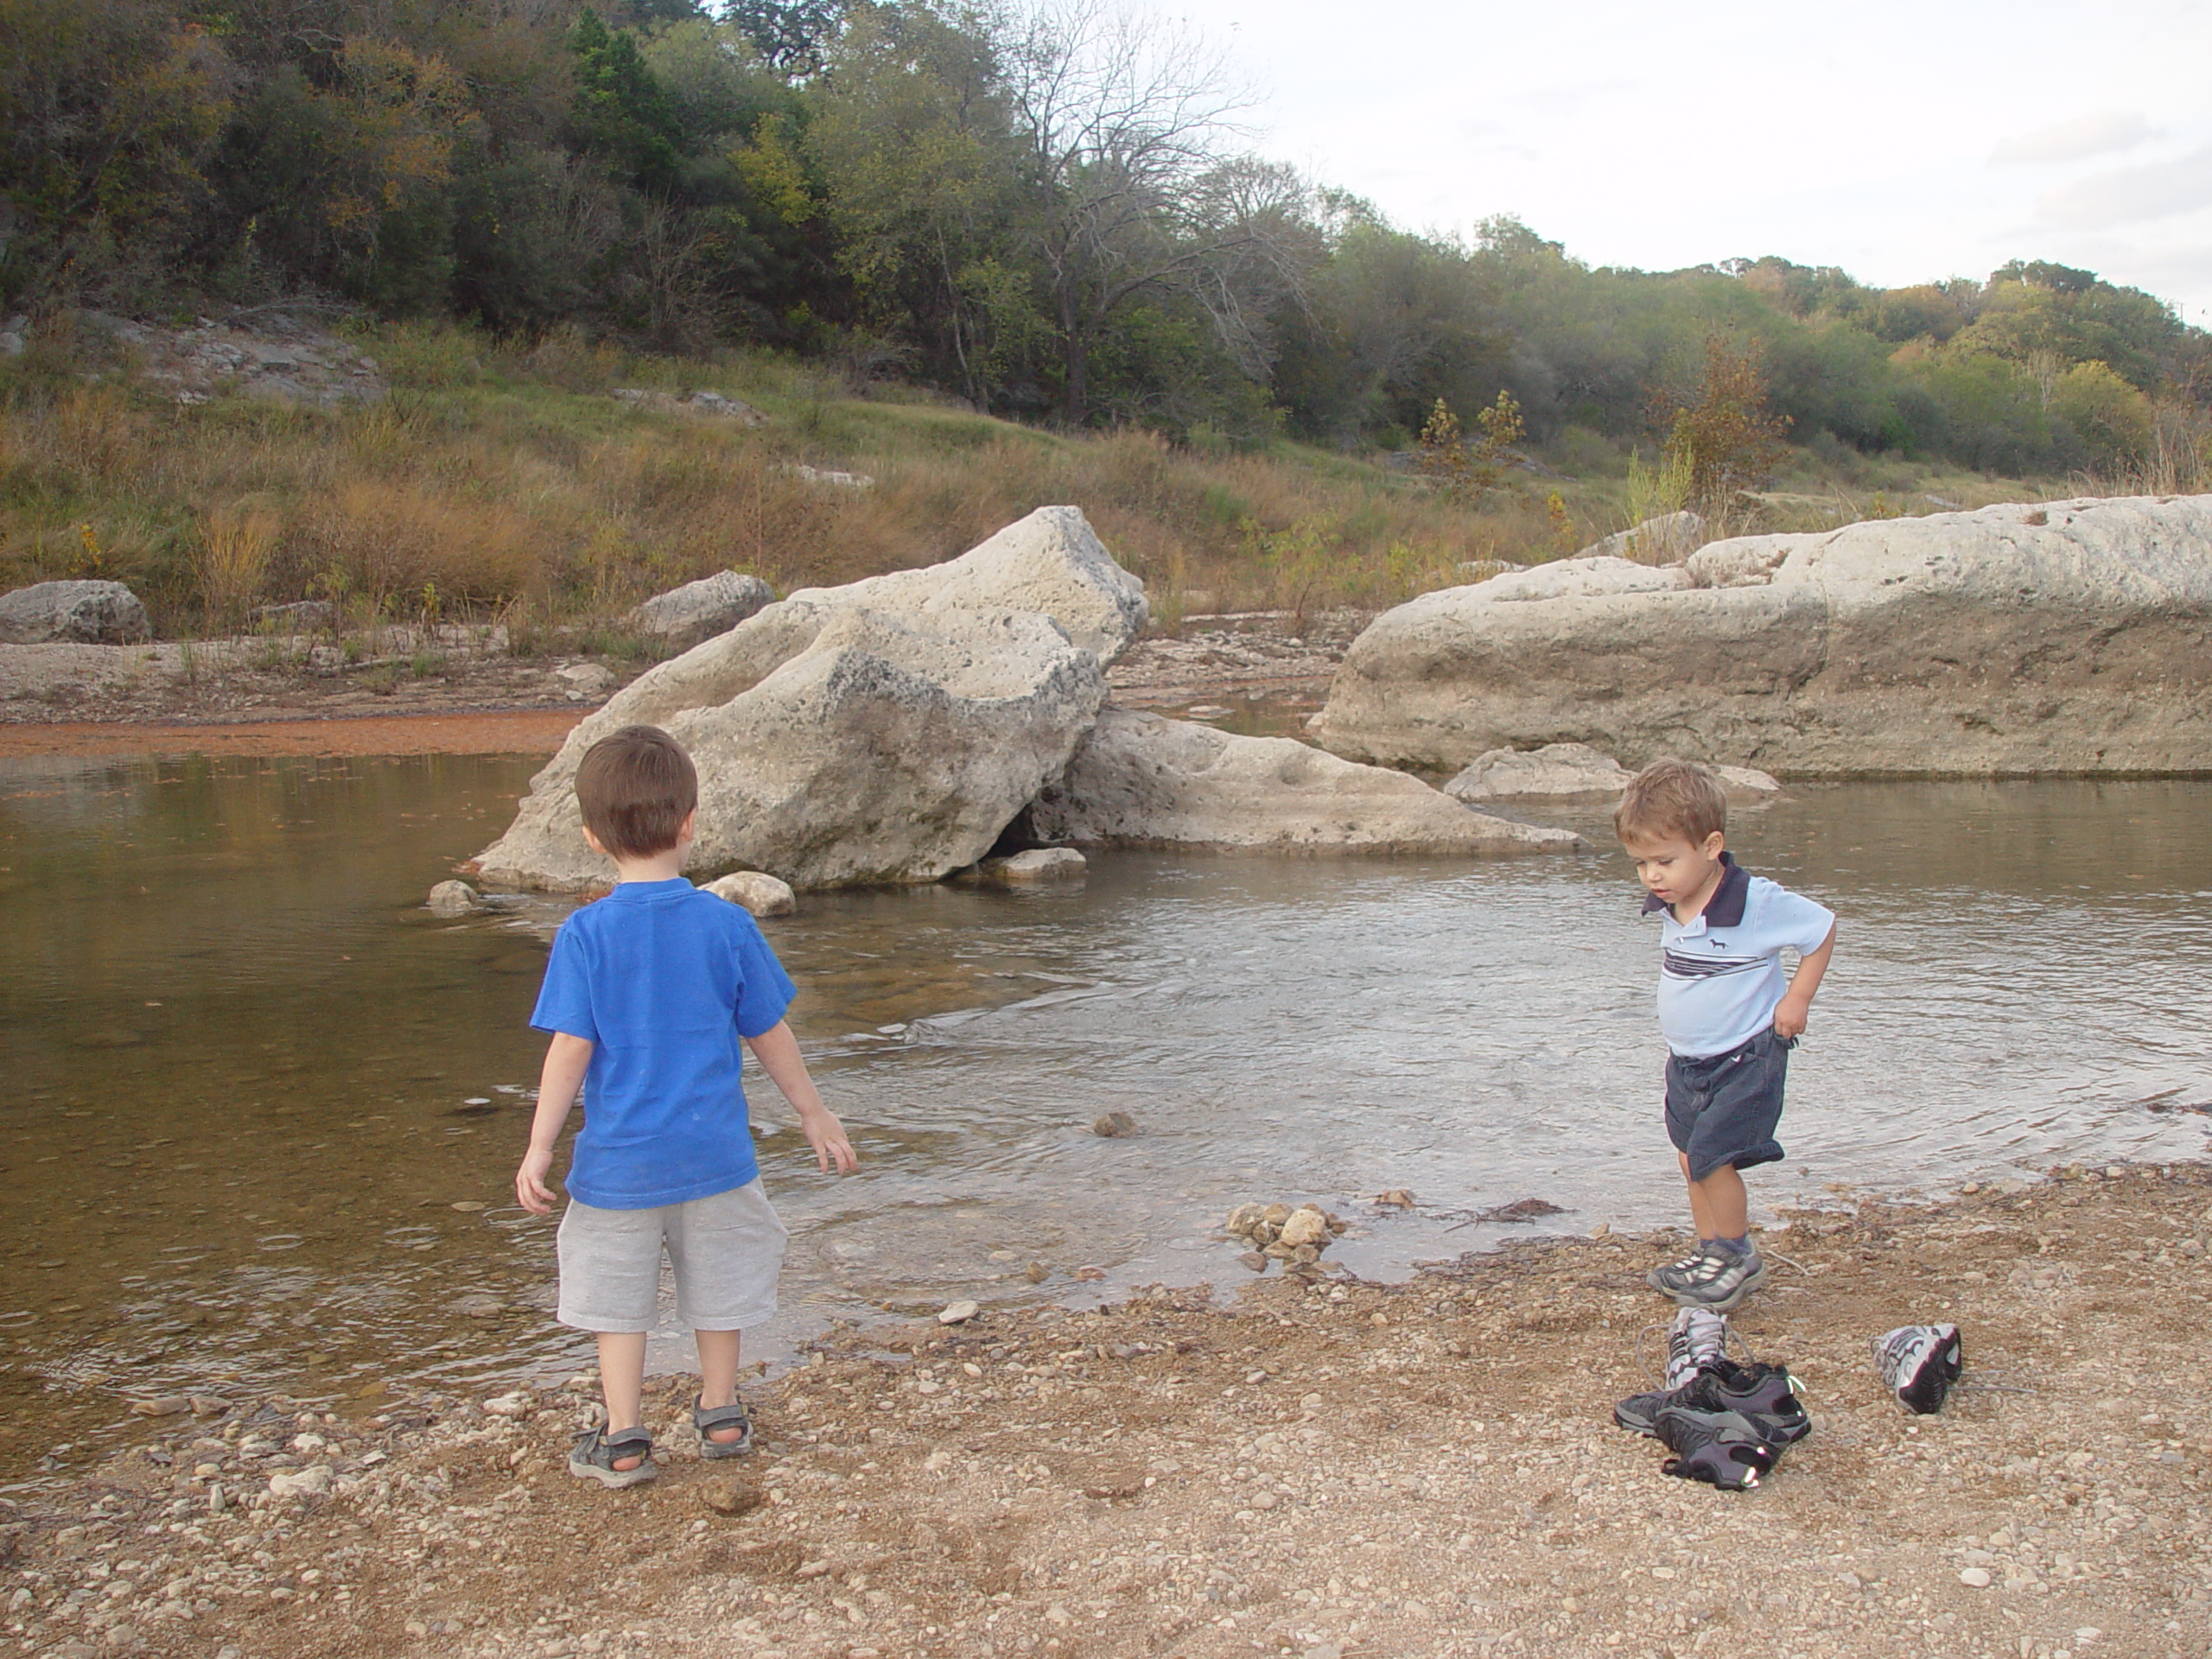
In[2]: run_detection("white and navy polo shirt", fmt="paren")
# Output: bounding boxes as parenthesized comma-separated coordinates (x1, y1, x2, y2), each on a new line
(1644, 853, 1835, 1058)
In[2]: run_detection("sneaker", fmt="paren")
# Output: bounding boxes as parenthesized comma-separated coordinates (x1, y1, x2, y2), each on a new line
(1616, 1355, 1811, 1446)
(1663, 1307, 1728, 1389)
(1662, 1244, 1769, 1312)
(1646, 1242, 1723, 1297)
(1651, 1406, 1778, 1491)
(1873, 1324, 1962, 1414)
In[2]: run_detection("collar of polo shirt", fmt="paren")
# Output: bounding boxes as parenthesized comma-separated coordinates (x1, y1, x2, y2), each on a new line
(1641, 849, 1750, 927)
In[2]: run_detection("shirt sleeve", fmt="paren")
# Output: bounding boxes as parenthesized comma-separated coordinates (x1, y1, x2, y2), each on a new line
(1760, 885, 1836, 956)
(730, 912, 798, 1039)
(529, 918, 600, 1041)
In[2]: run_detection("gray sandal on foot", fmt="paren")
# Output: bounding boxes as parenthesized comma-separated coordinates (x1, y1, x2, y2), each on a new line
(569, 1425, 656, 1488)
(694, 1395, 753, 1459)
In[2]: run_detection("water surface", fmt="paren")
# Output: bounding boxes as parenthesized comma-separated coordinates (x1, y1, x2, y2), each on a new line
(4, 755, 2209, 1479)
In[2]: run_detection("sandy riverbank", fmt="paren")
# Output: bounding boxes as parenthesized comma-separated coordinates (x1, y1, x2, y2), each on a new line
(7, 1163, 2209, 1659)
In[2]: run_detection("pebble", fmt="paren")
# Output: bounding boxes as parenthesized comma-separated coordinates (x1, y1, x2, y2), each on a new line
(701, 1478, 761, 1516)
(938, 1300, 981, 1325)
(1960, 1567, 1993, 1588)
(128, 1396, 191, 1418)
(1090, 1111, 1139, 1138)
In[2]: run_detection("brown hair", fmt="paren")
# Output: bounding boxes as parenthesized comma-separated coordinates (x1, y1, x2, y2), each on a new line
(1615, 758, 1728, 845)
(574, 725, 697, 860)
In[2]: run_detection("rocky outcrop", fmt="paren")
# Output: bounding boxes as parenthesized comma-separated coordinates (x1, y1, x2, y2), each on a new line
(1446, 742, 1630, 801)
(1446, 743, 1781, 803)
(1313, 494, 2212, 776)
(473, 507, 1142, 892)
(627, 570, 774, 651)
(1028, 708, 1584, 855)
(1576, 510, 1706, 563)
(0, 580, 152, 645)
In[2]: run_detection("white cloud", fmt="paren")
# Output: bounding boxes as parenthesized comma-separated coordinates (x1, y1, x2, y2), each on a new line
(1991, 111, 2158, 166)
(2039, 143, 2212, 229)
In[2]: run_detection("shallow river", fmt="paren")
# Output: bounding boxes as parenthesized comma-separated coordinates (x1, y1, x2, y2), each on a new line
(4, 753, 2209, 1481)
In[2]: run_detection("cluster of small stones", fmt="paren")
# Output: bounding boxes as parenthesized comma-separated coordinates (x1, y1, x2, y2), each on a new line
(1223, 1202, 1351, 1274)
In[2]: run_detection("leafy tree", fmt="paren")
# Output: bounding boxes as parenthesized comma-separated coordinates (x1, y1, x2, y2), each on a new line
(566, 8, 684, 197)
(729, 0, 847, 74)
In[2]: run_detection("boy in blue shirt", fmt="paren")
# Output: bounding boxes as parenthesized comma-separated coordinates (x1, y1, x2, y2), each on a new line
(515, 725, 856, 1488)
(1617, 760, 1835, 1312)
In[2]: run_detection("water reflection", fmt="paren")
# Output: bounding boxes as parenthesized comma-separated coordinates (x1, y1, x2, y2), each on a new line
(3, 759, 2209, 1482)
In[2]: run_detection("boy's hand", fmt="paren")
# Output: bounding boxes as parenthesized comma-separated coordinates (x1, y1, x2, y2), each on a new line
(516, 1146, 559, 1215)
(1773, 995, 1811, 1040)
(798, 1107, 858, 1175)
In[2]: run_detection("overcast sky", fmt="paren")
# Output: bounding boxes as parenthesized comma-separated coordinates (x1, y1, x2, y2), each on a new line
(1166, 0, 2212, 323)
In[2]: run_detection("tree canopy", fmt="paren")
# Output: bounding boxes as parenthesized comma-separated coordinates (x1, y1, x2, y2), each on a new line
(2, 0, 2204, 473)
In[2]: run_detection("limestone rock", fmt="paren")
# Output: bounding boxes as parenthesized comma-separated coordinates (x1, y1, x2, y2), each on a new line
(0, 579, 151, 645)
(473, 508, 1140, 892)
(1090, 1110, 1139, 1138)
(980, 847, 1088, 882)
(1445, 742, 1632, 802)
(628, 571, 774, 651)
(1028, 707, 1584, 855)
(425, 880, 484, 917)
(1576, 510, 1707, 563)
(1713, 764, 1782, 799)
(475, 606, 1105, 892)
(1313, 494, 2212, 775)
(555, 662, 617, 701)
(256, 600, 334, 631)
(938, 1300, 980, 1325)
(782, 504, 1147, 663)
(703, 869, 798, 916)
(1276, 1206, 1332, 1249)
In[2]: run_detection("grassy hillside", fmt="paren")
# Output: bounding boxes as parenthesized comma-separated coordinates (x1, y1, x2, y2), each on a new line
(0, 319, 2079, 647)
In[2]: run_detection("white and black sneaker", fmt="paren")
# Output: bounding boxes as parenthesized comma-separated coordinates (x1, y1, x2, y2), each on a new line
(1873, 1324, 1962, 1414)
(1646, 1242, 1721, 1298)
(1663, 1306, 1727, 1389)
(1653, 1244, 1768, 1312)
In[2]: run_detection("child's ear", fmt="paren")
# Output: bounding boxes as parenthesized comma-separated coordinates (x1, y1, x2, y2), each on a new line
(1703, 830, 1726, 858)
(677, 809, 697, 844)
(581, 823, 608, 857)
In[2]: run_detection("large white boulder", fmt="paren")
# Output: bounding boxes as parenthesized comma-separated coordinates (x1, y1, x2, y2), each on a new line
(0, 579, 151, 645)
(627, 570, 774, 651)
(474, 508, 1143, 892)
(475, 607, 1106, 891)
(1313, 495, 2212, 775)
(1027, 708, 1584, 855)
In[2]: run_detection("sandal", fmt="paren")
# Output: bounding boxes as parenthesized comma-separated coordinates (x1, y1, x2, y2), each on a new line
(693, 1395, 753, 1459)
(569, 1424, 656, 1488)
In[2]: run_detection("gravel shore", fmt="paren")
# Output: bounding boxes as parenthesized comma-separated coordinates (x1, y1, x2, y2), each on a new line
(7, 1161, 2210, 1659)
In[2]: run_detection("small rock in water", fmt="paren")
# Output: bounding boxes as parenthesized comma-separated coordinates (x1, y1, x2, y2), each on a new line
(1072, 1265, 1106, 1281)
(425, 879, 485, 917)
(1023, 1262, 1050, 1284)
(986, 847, 1087, 882)
(1478, 1197, 1567, 1224)
(1374, 1188, 1416, 1209)
(1237, 1251, 1268, 1273)
(938, 1300, 981, 1325)
(1090, 1111, 1139, 1138)
(449, 1200, 489, 1212)
(1277, 1206, 1332, 1249)
(703, 870, 797, 917)
(130, 1396, 191, 1418)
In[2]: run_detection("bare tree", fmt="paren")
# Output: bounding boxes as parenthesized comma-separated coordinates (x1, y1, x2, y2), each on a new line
(998, 0, 1312, 422)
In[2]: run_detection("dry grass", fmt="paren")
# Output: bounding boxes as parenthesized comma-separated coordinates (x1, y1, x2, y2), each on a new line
(0, 321, 2091, 639)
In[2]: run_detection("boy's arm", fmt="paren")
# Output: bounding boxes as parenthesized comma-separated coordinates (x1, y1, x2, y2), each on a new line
(516, 1032, 594, 1214)
(1774, 922, 1837, 1039)
(745, 1020, 858, 1174)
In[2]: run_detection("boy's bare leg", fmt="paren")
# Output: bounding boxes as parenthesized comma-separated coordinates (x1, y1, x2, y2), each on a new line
(595, 1332, 648, 1471)
(696, 1328, 747, 1444)
(1681, 1154, 1749, 1242)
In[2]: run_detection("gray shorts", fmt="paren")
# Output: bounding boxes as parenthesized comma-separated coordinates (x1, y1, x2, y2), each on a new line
(556, 1179, 788, 1333)
(1664, 1027, 1794, 1183)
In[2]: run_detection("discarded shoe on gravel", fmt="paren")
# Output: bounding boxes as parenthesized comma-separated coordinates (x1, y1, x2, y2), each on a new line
(1873, 1323, 1963, 1414)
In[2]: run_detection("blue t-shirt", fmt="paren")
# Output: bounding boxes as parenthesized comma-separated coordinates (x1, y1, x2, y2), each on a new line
(530, 878, 796, 1208)
(1646, 855, 1835, 1058)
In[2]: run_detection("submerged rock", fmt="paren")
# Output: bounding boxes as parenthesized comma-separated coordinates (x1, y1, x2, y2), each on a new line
(0, 579, 151, 645)
(1314, 494, 2212, 775)
(425, 880, 484, 917)
(1029, 707, 1585, 855)
(980, 847, 1088, 883)
(1090, 1110, 1139, 1138)
(1445, 742, 1630, 801)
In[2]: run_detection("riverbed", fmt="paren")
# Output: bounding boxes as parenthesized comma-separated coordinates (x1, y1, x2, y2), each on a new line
(3, 753, 2209, 1481)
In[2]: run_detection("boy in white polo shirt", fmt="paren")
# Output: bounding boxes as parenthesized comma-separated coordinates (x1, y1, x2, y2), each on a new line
(1618, 760, 1837, 1311)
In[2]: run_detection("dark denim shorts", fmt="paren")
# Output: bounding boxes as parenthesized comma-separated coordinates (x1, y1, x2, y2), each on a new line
(1664, 1027, 1794, 1182)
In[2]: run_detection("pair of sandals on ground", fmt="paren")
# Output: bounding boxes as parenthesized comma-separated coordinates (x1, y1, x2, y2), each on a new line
(571, 1394, 753, 1488)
